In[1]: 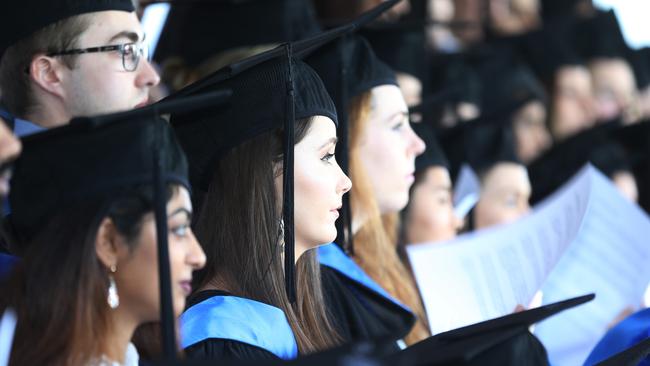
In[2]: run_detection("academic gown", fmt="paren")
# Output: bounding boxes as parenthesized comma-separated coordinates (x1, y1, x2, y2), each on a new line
(584, 307, 650, 366)
(319, 243, 416, 353)
(181, 290, 298, 362)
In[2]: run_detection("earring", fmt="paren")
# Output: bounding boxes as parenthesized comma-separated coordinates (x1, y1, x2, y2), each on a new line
(107, 264, 119, 309)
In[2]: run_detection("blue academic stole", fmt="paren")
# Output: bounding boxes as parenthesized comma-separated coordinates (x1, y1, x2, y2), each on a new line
(584, 307, 650, 365)
(0, 253, 17, 279)
(180, 295, 298, 360)
(318, 243, 412, 312)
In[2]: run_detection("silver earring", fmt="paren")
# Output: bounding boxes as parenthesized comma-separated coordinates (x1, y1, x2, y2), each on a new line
(107, 265, 119, 309)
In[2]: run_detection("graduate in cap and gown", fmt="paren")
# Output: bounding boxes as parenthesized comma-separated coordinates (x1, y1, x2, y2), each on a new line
(439, 103, 532, 230)
(170, 39, 351, 361)
(305, 32, 421, 351)
(0, 94, 217, 365)
(0, 0, 160, 133)
(399, 122, 461, 246)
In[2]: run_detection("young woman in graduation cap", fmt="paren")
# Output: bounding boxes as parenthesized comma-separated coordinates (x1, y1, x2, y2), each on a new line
(305, 33, 432, 346)
(399, 122, 462, 246)
(0, 104, 207, 365)
(171, 43, 351, 360)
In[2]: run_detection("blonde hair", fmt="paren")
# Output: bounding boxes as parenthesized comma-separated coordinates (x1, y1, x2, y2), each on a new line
(348, 92, 430, 345)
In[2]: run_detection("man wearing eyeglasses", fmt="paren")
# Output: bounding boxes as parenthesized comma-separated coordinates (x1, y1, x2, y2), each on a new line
(0, 0, 161, 131)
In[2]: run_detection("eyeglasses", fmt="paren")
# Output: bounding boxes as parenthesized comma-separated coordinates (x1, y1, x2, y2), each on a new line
(47, 42, 149, 72)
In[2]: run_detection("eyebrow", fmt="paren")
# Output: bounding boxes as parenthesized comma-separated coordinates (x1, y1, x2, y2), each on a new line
(168, 207, 192, 220)
(108, 31, 142, 44)
(318, 137, 338, 150)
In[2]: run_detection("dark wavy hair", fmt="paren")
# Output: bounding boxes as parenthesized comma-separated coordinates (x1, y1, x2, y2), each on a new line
(192, 118, 341, 354)
(0, 184, 177, 366)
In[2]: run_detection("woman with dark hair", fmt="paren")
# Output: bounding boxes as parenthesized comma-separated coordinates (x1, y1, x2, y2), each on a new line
(0, 110, 206, 366)
(172, 46, 351, 360)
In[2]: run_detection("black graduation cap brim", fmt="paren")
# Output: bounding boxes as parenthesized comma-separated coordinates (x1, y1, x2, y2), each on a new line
(152, 0, 322, 67)
(527, 118, 623, 204)
(412, 122, 449, 171)
(595, 337, 650, 366)
(8, 90, 231, 242)
(0, 0, 134, 59)
(386, 294, 594, 365)
(438, 97, 530, 178)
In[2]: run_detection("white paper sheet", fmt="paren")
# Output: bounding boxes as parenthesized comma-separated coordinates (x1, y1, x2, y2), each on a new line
(408, 164, 594, 334)
(408, 164, 650, 364)
(534, 169, 650, 366)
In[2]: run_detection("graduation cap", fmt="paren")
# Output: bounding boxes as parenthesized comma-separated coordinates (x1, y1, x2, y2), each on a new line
(8, 90, 231, 362)
(305, 30, 397, 254)
(520, 24, 584, 84)
(0, 0, 134, 58)
(540, 0, 582, 22)
(439, 99, 526, 179)
(478, 59, 547, 118)
(385, 293, 594, 365)
(153, 0, 321, 67)
(527, 119, 627, 204)
(361, 22, 428, 87)
(572, 9, 629, 63)
(168, 0, 401, 301)
(412, 122, 449, 172)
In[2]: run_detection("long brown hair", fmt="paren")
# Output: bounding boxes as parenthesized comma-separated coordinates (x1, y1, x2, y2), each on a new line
(348, 92, 430, 345)
(0, 185, 174, 365)
(192, 119, 340, 354)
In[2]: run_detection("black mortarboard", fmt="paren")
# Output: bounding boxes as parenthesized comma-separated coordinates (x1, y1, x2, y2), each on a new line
(361, 24, 428, 87)
(527, 119, 629, 204)
(154, 0, 321, 67)
(299, 1, 400, 255)
(0, 0, 134, 59)
(170, 0, 400, 300)
(520, 25, 584, 84)
(540, 0, 582, 22)
(305, 30, 398, 254)
(8, 91, 231, 362)
(170, 50, 333, 305)
(386, 294, 594, 365)
(439, 100, 525, 179)
(574, 10, 629, 61)
(412, 122, 449, 172)
(479, 60, 547, 117)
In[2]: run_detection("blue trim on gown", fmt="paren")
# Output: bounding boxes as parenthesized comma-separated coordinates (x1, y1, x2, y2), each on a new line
(318, 243, 412, 312)
(180, 295, 298, 360)
(584, 307, 650, 365)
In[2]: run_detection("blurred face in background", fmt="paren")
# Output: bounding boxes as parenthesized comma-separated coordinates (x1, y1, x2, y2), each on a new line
(550, 65, 597, 141)
(473, 162, 531, 229)
(358, 85, 426, 214)
(512, 100, 551, 163)
(589, 58, 638, 123)
(405, 166, 462, 244)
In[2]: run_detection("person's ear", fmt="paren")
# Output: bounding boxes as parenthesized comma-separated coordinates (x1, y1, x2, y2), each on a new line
(29, 54, 68, 100)
(95, 217, 120, 270)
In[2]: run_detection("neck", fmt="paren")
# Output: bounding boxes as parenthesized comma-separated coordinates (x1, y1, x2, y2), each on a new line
(104, 306, 139, 364)
(25, 100, 71, 128)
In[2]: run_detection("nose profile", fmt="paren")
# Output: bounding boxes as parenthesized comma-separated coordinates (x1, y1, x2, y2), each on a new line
(136, 59, 161, 88)
(187, 231, 207, 270)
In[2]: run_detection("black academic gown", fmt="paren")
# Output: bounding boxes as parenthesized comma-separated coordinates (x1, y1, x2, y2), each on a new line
(318, 244, 416, 353)
(182, 290, 295, 362)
